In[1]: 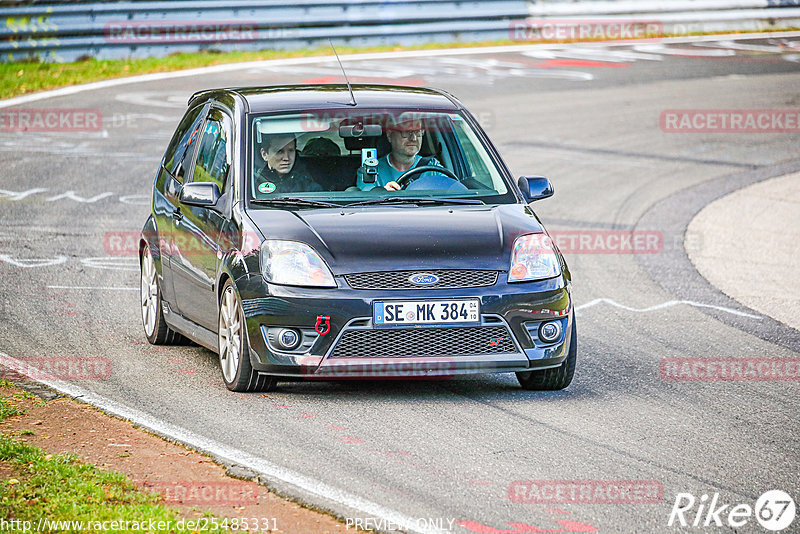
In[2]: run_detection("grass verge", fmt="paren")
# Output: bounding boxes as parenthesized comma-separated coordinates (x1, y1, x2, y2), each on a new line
(0, 43, 495, 100)
(0, 380, 225, 533)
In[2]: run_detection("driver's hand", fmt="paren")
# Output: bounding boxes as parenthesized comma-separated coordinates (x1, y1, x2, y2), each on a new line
(384, 181, 401, 191)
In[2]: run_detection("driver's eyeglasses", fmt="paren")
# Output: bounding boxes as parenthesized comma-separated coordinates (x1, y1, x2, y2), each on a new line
(398, 129, 424, 139)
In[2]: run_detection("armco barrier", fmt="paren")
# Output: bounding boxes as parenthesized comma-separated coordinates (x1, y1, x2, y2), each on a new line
(526, 0, 800, 36)
(0, 0, 529, 62)
(1, 0, 799, 63)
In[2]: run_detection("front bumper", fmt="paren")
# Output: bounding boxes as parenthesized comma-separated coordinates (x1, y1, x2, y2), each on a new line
(237, 272, 573, 379)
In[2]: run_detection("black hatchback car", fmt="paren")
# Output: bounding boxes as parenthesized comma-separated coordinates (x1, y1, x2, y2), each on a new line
(139, 84, 575, 392)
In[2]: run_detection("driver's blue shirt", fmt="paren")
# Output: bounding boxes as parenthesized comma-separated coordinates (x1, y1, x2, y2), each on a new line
(357, 154, 441, 191)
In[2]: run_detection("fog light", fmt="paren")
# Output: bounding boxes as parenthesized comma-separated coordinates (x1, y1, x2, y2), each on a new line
(277, 328, 301, 350)
(539, 321, 562, 343)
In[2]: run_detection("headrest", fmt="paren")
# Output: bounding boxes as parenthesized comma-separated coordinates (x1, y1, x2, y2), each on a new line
(301, 137, 340, 156)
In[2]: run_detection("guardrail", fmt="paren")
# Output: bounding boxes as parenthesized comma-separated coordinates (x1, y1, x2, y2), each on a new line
(1, 0, 799, 63)
(526, 0, 800, 36)
(0, 0, 529, 62)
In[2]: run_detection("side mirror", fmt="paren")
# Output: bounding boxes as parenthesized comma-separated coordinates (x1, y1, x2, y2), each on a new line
(518, 176, 554, 203)
(179, 182, 221, 208)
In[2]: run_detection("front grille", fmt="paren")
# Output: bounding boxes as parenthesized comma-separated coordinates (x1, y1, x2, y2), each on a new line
(345, 270, 498, 290)
(328, 326, 517, 358)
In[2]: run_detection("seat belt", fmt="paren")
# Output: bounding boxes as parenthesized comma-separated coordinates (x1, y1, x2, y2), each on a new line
(403, 156, 434, 187)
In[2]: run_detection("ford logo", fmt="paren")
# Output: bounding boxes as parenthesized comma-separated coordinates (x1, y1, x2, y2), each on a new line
(409, 273, 439, 286)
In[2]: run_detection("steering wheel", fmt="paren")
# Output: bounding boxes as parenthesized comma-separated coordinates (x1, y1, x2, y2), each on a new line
(395, 165, 459, 189)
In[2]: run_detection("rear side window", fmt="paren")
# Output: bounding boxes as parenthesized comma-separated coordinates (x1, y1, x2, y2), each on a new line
(190, 109, 232, 191)
(163, 104, 205, 183)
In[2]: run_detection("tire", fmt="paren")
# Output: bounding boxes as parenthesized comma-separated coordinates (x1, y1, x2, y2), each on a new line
(218, 279, 278, 392)
(516, 318, 577, 391)
(140, 245, 185, 345)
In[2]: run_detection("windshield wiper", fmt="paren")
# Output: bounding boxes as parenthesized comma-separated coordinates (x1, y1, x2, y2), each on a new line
(345, 196, 484, 207)
(251, 197, 341, 209)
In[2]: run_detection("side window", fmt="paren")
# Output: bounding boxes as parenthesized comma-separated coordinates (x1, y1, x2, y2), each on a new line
(451, 116, 506, 193)
(163, 104, 205, 183)
(190, 108, 232, 191)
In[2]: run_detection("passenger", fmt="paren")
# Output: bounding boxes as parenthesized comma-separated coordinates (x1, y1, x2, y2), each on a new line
(357, 119, 444, 191)
(254, 134, 323, 195)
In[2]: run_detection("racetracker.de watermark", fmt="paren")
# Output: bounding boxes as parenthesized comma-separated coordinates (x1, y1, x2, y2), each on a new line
(660, 110, 800, 133)
(0, 517, 278, 532)
(295, 110, 492, 133)
(104, 21, 259, 44)
(141, 480, 258, 505)
(549, 230, 663, 254)
(509, 19, 665, 42)
(1, 357, 111, 381)
(660, 358, 800, 382)
(508, 480, 663, 504)
(0, 109, 101, 132)
(105, 230, 262, 257)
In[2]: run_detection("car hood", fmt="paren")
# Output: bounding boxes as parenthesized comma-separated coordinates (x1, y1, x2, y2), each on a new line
(246, 203, 545, 274)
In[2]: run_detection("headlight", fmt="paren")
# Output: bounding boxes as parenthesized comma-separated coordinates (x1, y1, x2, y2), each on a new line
(509, 233, 561, 282)
(260, 240, 336, 288)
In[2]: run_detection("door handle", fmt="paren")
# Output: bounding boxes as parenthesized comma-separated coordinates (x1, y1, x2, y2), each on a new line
(172, 208, 183, 221)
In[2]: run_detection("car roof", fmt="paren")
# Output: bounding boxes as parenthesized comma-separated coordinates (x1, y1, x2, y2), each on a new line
(190, 84, 463, 113)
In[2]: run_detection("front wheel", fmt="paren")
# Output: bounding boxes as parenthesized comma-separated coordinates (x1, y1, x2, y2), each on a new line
(218, 280, 277, 392)
(517, 318, 577, 391)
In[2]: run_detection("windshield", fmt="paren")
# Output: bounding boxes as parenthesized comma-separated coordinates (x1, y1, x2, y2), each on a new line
(247, 109, 514, 205)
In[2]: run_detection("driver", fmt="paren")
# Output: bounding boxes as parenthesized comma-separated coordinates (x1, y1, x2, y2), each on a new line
(356, 119, 444, 191)
(254, 134, 323, 195)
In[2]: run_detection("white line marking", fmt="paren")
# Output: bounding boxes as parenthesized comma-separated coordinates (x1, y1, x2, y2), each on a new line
(80, 257, 139, 271)
(253, 57, 596, 83)
(119, 194, 150, 205)
(695, 40, 793, 53)
(0, 352, 436, 534)
(114, 92, 189, 109)
(0, 256, 139, 271)
(103, 112, 178, 124)
(522, 48, 664, 62)
(46, 285, 137, 291)
(0, 255, 67, 268)
(0, 188, 48, 201)
(1, 31, 798, 110)
(0, 140, 145, 159)
(0, 188, 150, 205)
(575, 298, 762, 318)
(633, 44, 736, 56)
(46, 191, 114, 203)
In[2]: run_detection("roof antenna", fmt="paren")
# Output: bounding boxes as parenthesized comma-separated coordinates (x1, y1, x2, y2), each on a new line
(329, 39, 357, 106)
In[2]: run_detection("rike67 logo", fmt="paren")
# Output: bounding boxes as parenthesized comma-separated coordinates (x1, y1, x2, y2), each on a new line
(669, 490, 796, 531)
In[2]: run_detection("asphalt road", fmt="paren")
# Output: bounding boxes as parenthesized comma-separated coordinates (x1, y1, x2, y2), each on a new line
(1, 34, 799, 534)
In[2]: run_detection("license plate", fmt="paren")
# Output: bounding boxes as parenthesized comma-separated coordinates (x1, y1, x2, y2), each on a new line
(374, 299, 480, 326)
